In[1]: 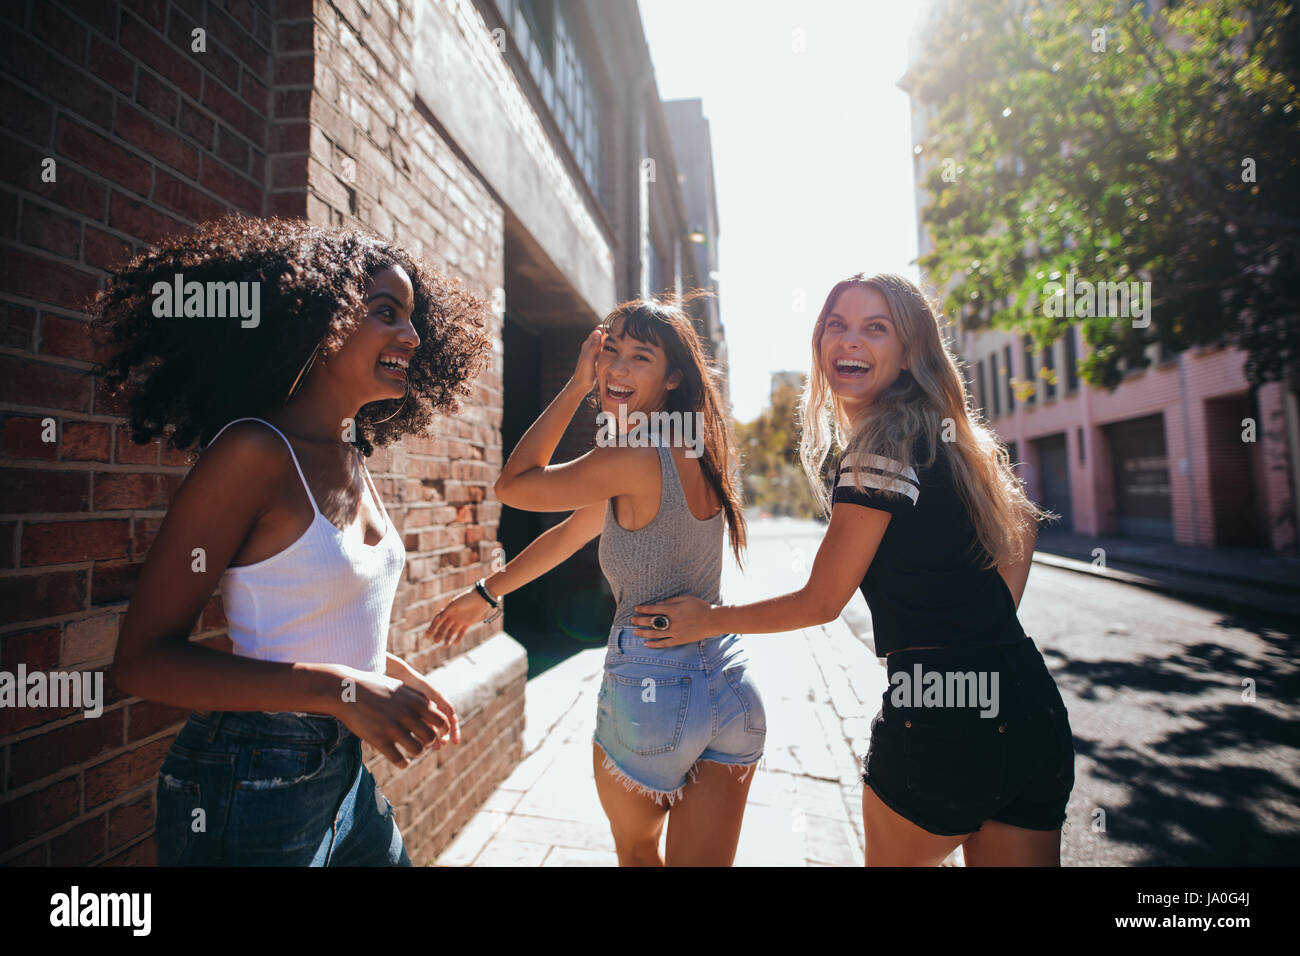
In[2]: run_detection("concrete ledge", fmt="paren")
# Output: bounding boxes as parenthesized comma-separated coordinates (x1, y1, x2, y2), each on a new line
(422, 631, 529, 722)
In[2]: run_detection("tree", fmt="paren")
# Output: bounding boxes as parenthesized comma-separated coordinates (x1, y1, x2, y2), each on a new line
(734, 379, 822, 519)
(910, 0, 1299, 391)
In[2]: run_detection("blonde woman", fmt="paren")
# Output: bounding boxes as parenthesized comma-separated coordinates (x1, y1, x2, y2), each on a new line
(634, 273, 1074, 866)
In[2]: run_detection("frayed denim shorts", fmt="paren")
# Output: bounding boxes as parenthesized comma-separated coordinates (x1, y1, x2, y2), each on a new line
(155, 710, 409, 866)
(593, 625, 765, 806)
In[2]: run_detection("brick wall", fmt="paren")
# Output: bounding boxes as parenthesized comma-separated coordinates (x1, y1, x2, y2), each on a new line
(0, 0, 519, 866)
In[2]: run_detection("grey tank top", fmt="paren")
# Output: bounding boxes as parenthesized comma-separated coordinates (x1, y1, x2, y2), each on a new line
(598, 436, 724, 629)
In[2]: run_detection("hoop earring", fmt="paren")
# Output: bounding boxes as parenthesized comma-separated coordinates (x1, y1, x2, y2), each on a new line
(366, 394, 407, 425)
(285, 345, 321, 404)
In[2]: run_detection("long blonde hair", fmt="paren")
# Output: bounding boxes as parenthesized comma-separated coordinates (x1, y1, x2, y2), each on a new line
(799, 272, 1045, 568)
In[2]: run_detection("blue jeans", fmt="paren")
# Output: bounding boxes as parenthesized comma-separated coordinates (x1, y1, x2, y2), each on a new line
(593, 626, 765, 805)
(155, 710, 410, 866)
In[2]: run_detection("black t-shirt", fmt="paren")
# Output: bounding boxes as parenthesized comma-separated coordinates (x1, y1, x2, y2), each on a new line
(830, 436, 1025, 656)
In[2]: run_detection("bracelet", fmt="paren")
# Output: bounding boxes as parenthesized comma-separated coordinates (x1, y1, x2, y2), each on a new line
(475, 578, 500, 608)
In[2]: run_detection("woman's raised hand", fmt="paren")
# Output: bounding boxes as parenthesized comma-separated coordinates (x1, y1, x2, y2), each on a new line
(426, 588, 491, 647)
(570, 326, 606, 392)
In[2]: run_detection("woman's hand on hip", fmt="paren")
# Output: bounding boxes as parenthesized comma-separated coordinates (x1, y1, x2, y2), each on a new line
(631, 596, 715, 647)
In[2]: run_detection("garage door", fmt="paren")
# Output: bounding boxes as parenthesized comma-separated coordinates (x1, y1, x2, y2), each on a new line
(1106, 413, 1173, 540)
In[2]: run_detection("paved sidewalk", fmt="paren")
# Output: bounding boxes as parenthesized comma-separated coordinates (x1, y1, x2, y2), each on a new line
(434, 521, 960, 866)
(1033, 530, 1300, 618)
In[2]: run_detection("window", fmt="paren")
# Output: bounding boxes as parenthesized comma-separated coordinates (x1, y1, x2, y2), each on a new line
(1077, 426, 1085, 464)
(990, 353, 1001, 418)
(1023, 334, 1036, 405)
(1043, 340, 1057, 400)
(1004, 344, 1015, 411)
(1064, 327, 1079, 393)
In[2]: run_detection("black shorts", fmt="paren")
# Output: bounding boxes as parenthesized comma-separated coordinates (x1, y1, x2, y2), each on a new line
(861, 636, 1075, 837)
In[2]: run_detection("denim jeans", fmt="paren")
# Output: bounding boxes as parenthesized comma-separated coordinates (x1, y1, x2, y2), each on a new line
(155, 710, 410, 866)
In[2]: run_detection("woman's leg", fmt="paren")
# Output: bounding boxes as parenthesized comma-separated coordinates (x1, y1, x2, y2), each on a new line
(593, 742, 671, 866)
(862, 784, 971, 866)
(663, 760, 756, 866)
(961, 819, 1060, 866)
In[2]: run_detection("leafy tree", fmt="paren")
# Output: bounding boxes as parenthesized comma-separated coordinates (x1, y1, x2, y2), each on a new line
(909, 0, 1299, 391)
(735, 379, 822, 519)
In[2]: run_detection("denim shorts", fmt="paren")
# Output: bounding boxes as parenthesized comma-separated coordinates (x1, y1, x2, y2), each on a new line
(862, 636, 1075, 837)
(155, 710, 410, 866)
(593, 625, 765, 806)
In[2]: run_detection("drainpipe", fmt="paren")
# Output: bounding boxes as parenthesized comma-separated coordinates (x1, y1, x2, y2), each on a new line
(1176, 351, 1201, 546)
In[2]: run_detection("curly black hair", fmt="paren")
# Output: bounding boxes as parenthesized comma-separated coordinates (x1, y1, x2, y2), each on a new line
(88, 214, 493, 457)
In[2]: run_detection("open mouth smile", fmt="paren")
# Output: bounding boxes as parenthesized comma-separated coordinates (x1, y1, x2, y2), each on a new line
(605, 382, 634, 401)
(377, 353, 410, 380)
(834, 357, 872, 378)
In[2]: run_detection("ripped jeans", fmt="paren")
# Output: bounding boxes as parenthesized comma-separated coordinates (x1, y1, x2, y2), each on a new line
(155, 710, 409, 866)
(593, 625, 766, 806)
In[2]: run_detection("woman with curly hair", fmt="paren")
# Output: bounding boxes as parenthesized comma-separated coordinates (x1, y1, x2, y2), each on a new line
(102, 214, 492, 865)
(634, 273, 1073, 866)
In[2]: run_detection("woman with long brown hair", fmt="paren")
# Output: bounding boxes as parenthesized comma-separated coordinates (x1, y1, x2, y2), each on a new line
(634, 273, 1074, 866)
(429, 294, 759, 866)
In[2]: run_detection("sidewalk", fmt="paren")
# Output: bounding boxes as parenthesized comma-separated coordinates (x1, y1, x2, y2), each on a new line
(432, 530, 958, 865)
(1032, 530, 1300, 618)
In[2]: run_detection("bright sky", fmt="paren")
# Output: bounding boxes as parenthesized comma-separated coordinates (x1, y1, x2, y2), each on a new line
(637, 0, 926, 422)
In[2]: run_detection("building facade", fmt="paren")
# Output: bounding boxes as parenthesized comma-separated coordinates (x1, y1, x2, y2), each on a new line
(900, 2, 1298, 554)
(0, 0, 723, 865)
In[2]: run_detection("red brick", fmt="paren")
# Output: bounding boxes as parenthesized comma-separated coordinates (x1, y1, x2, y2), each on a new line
(115, 430, 159, 466)
(56, 115, 152, 198)
(137, 64, 180, 123)
(129, 515, 163, 561)
(93, 472, 167, 510)
(39, 314, 97, 363)
(0, 467, 90, 513)
(119, 13, 202, 101)
(200, 155, 261, 215)
(108, 190, 186, 245)
(51, 814, 107, 866)
(84, 226, 133, 272)
(214, 125, 251, 172)
(63, 421, 111, 462)
(202, 78, 266, 145)
(90, 561, 141, 606)
(0, 521, 14, 568)
(1, 33, 112, 131)
(0, 416, 59, 460)
(88, 37, 135, 97)
(153, 168, 226, 222)
(0, 76, 54, 145)
(62, 613, 120, 667)
(83, 734, 172, 809)
(11, 710, 125, 788)
(116, 101, 200, 180)
(1, 626, 60, 671)
(102, 834, 154, 866)
(0, 301, 36, 350)
(2, 843, 50, 866)
(20, 203, 81, 258)
(30, 1, 88, 66)
(125, 698, 188, 742)
(160, 442, 196, 466)
(108, 792, 154, 848)
(0, 572, 86, 626)
(21, 520, 130, 566)
(0, 249, 101, 314)
(47, 164, 109, 222)
(206, 5, 271, 82)
(178, 100, 215, 150)
(0, 775, 79, 854)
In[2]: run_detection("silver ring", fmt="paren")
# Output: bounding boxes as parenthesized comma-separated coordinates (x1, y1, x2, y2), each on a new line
(651, 614, 670, 631)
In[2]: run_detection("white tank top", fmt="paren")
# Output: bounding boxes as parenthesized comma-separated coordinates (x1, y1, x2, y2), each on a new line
(210, 417, 404, 675)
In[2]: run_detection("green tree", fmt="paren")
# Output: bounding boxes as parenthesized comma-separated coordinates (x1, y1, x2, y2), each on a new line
(910, 0, 1299, 390)
(735, 379, 822, 519)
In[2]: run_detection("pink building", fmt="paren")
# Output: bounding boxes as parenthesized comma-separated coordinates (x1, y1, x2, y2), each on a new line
(958, 327, 1298, 553)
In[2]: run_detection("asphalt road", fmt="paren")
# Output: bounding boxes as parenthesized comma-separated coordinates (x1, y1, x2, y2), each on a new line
(740, 515, 1300, 866)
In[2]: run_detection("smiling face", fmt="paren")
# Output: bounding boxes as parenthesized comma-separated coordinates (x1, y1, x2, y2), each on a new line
(817, 284, 909, 419)
(324, 264, 420, 408)
(595, 315, 682, 421)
